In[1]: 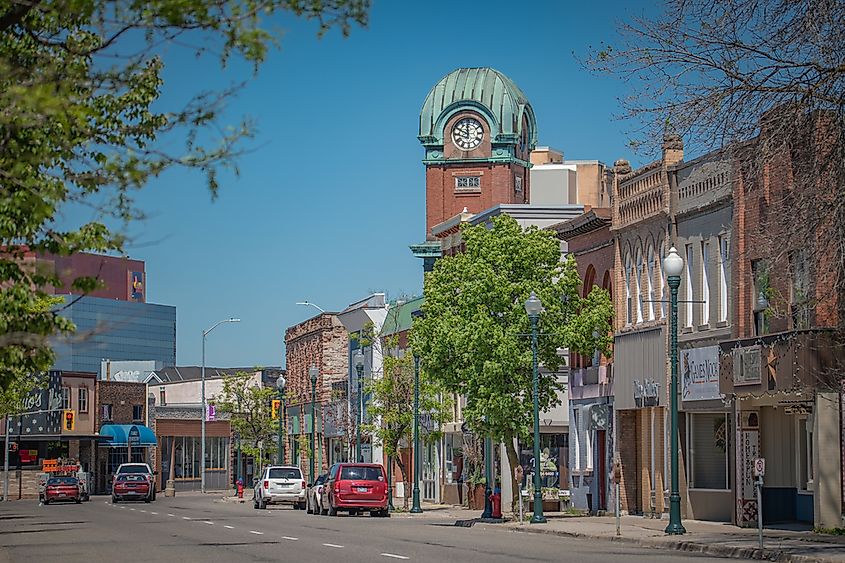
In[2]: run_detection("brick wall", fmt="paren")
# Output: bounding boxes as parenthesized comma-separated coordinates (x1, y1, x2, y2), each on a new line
(95, 381, 147, 427)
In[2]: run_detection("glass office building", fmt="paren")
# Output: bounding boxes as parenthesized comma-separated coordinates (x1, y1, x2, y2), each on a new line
(52, 295, 176, 373)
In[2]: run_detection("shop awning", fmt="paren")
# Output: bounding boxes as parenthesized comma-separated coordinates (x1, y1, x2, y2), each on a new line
(98, 424, 157, 447)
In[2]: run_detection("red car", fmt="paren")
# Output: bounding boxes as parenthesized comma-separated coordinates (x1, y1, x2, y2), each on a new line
(112, 474, 151, 503)
(44, 477, 81, 505)
(322, 463, 389, 517)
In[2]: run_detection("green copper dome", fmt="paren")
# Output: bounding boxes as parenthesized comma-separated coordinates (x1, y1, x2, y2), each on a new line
(418, 67, 537, 148)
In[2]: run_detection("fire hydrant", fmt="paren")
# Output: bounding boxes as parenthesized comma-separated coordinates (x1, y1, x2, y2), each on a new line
(491, 486, 502, 519)
(237, 478, 244, 499)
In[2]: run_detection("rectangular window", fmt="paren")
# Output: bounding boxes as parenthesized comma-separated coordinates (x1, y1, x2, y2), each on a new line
(78, 388, 88, 413)
(454, 176, 480, 189)
(102, 404, 113, 422)
(514, 176, 523, 193)
(791, 250, 810, 329)
(701, 241, 710, 326)
(687, 413, 730, 490)
(685, 245, 694, 327)
(718, 236, 728, 322)
(61, 387, 71, 410)
(132, 405, 143, 422)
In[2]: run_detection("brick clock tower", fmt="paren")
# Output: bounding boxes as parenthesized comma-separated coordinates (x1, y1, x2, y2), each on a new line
(410, 68, 537, 271)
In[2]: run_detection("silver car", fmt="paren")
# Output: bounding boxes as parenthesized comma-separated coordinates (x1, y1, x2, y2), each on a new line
(253, 466, 306, 510)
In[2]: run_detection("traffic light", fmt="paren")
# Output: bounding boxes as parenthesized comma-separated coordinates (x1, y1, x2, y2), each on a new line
(63, 410, 75, 431)
(271, 399, 281, 420)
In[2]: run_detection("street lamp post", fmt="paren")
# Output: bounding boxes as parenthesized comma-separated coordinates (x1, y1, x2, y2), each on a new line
(309, 365, 318, 484)
(277, 375, 286, 464)
(410, 352, 423, 514)
(201, 317, 240, 494)
(236, 396, 242, 490)
(524, 292, 546, 524)
(353, 350, 365, 463)
(481, 416, 493, 519)
(663, 247, 686, 535)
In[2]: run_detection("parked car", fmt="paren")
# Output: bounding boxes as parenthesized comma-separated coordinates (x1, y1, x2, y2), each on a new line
(112, 474, 151, 503)
(306, 473, 328, 515)
(44, 476, 81, 505)
(114, 462, 156, 501)
(321, 463, 388, 517)
(253, 465, 306, 510)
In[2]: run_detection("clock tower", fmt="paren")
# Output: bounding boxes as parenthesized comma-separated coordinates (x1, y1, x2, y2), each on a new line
(417, 67, 537, 235)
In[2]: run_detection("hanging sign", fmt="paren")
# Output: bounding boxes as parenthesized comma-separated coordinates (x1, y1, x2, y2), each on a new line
(681, 346, 722, 401)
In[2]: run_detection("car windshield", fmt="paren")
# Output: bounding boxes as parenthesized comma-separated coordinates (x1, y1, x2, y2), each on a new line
(340, 466, 383, 481)
(268, 468, 301, 480)
(47, 477, 77, 485)
(314, 475, 326, 485)
(117, 465, 149, 474)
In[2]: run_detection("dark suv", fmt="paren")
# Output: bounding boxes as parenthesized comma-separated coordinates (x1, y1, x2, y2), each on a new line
(321, 463, 388, 517)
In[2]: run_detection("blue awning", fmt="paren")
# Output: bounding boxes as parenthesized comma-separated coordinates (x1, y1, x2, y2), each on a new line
(98, 424, 157, 447)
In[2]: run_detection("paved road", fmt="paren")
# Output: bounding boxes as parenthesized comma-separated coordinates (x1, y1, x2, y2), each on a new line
(0, 494, 731, 562)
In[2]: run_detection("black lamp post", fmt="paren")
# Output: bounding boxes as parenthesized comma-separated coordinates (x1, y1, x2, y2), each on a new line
(662, 247, 686, 535)
(276, 375, 286, 465)
(524, 291, 546, 524)
(411, 352, 423, 514)
(481, 416, 493, 519)
(353, 350, 365, 462)
(309, 365, 318, 484)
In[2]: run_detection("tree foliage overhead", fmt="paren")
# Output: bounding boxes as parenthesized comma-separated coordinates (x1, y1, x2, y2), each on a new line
(0, 0, 369, 391)
(587, 0, 845, 333)
(410, 215, 613, 509)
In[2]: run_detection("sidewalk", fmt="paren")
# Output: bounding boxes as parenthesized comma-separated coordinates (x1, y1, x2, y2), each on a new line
(417, 503, 845, 562)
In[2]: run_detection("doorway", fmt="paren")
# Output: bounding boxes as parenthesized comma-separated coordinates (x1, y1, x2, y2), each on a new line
(597, 430, 607, 510)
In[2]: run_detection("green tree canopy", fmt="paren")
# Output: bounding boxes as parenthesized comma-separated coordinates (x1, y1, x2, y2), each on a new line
(410, 215, 612, 510)
(0, 0, 369, 390)
(212, 371, 279, 464)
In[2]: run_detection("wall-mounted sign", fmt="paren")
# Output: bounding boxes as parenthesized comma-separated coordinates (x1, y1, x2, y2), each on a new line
(130, 271, 144, 302)
(128, 426, 140, 446)
(16, 371, 62, 436)
(733, 346, 762, 386)
(682, 346, 722, 401)
(633, 379, 660, 408)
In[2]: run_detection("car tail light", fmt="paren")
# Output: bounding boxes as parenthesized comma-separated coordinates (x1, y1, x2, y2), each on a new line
(264, 480, 269, 489)
(301, 480, 306, 490)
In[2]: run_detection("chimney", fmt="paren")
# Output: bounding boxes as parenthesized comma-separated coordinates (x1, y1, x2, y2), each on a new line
(662, 134, 684, 166)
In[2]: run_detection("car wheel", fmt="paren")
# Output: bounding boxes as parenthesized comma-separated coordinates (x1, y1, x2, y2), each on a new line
(144, 497, 151, 503)
(298, 502, 307, 511)
(379, 509, 390, 518)
(259, 498, 267, 509)
(306, 498, 313, 514)
(112, 497, 118, 504)
(43, 499, 50, 505)
(327, 498, 337, 517)
(75, 499, 81, 504)
(253, 496, 259, 509)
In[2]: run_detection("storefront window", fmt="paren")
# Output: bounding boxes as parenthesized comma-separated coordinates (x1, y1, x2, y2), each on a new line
(687, 413, 730, 490)
(797, 416, 814, 491)
(160, 436, 229, 479)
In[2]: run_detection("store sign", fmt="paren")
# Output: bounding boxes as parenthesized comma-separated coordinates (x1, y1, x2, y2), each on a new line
(681, 346, 722, 401)
(733, 346, 762, 386)
(130, 271, 144, 302)
(16, 371, 62, 436)
(205, 404, 216, 422)
(128, 426, 140, 446)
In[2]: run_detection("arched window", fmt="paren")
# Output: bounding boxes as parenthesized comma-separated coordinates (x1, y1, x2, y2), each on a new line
(635, 250, 644, 324)
(658, 242, 666, 319)
(602, 270, 612, 299)
(646, 246, 656, 321)
(625, 255, 633, 325)
(583, 265, 596, 298)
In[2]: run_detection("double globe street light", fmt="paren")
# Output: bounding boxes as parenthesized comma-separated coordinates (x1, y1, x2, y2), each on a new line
(308, 365, 319, 484)
(276, 375, 286, 464)
(524, 291, 545, 524)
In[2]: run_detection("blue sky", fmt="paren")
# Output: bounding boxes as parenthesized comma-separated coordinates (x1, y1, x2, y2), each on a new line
(85, 1, 661, 368)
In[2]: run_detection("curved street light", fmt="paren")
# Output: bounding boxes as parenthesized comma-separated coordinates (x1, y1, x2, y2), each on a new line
(296, 301, 325, 313)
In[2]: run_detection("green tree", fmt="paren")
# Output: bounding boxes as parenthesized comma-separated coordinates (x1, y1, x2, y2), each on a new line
(365, 337, 450, 510)
(213, 371, 278, 466)
(0, 0, 369, 390)
(410, 215, 613, 512)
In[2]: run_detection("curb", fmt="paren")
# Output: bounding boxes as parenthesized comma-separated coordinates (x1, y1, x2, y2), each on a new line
(505, 524, 834, 563)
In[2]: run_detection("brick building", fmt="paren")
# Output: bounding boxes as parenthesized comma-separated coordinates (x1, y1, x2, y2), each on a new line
(553, 208, 615, 513)
(284, 312, 349, 479)
(94, 380, 152, 493)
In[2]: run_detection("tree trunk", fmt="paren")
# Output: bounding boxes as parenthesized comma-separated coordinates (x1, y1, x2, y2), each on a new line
(504, 433, 521, 515)
(395, 455, 409, 510)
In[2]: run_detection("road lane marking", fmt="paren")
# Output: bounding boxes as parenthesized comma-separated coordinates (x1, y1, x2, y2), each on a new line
(381, 555, 409, 560)
(282, 536, 298, 541)
(249, 531, 264, 535)
(202, 521, 214, 525)
(323, 543, 344, 549)
(182, 516, 191, 520)
(150, 512, 158, 515)
(167, 513, 175, 517)
(129, 508, 136, 511)
(224, 525, 235, 529)
(140, 510, 147, 513)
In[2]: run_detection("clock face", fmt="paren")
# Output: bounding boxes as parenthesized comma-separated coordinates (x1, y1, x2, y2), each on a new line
(451, 118, 484, 150)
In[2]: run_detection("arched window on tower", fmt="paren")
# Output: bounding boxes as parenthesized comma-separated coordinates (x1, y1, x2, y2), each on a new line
(625, 255, 633, 325)
(646, 246, 656, 321)
(635, 251, 644, 324)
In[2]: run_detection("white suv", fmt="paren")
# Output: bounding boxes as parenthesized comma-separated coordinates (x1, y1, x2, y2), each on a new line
(114, 463, 156, 501)
(253, 466, 306, 510)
